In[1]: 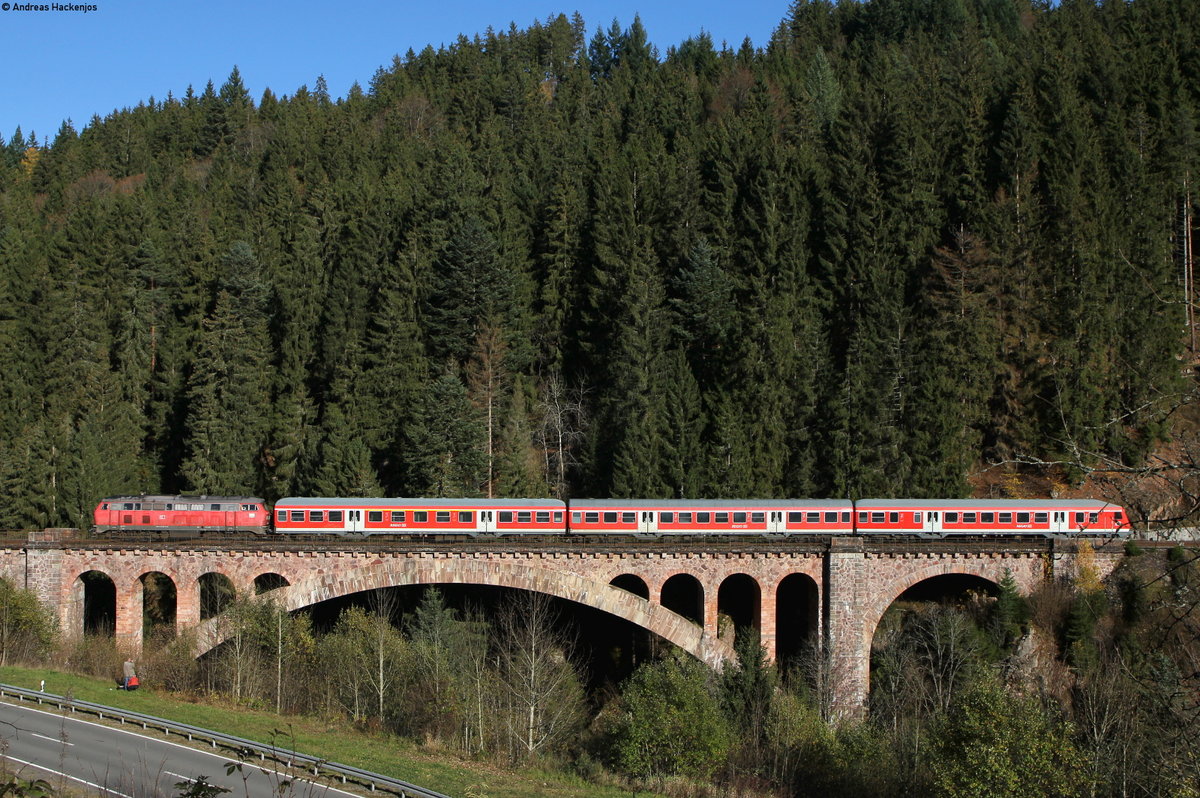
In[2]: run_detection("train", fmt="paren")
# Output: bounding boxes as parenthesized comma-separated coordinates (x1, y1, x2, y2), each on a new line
(92, 495, 1131, 538)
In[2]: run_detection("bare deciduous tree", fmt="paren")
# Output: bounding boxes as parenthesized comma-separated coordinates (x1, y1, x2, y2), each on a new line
(494, 594, 586, 760)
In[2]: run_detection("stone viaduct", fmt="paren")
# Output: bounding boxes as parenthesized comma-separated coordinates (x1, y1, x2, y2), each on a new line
(0, 530, 1125, 718)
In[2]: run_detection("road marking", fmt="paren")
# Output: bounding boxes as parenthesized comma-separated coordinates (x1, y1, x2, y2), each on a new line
(2, 701, 369, 797)
(4, 754, 134, 798)
(29, 732, 71, 745)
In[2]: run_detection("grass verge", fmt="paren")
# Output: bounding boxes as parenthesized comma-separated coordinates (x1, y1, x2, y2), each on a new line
(0, 665, 651, 798)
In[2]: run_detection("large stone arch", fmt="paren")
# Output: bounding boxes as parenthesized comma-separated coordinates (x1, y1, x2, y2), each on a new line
(862, 557, 1043, 647)
(193, 558, 736, 668)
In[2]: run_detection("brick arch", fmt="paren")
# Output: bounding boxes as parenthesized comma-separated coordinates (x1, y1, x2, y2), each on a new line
(193, 558, 736, 668)
(863, 557, 1045, 643)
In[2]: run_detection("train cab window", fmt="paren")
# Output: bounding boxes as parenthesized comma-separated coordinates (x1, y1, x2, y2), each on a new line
(945, 512, 958, 523)
(413, 511, 426, 523)
(1089, 513, 1098, 524)
(436, 511, 451, 523)
(101, 503, 109, 510)
(871, 512, 885, 523)
(1017, 513, 1030, 524)
(585, 512, 599, 523)
(697, 512, 711, 523)
(660, 512, 674, 523)
(679, 512, 693, 523)
(461, 512, 475, 523)
(290, 511, 305, 522)
(715, 512, 729, 523)
(309, 511, 324, 522)
(621, 512, 636, 524)
(368, 511, 383, 523)
(500, 512, 513, 523)
(518, 511, 532, 523)
(277, 510, 287, 522)
(1114, 512, 1124, 524)
(535, 511, 549, 523)
(789, 512, 805, 523)
(1035, 512, 1048, 523)
(751, 512, 765, 523)
(391, 511, 406, 523)
(806, 512, 820, 523)
(241, 504, 251, 511)
(963, 513, 977, 523)
(553, 512, 563, 523)
(733, 512, 747, 523)
(329, 510, 343, 522)
(603, 512, 617, 524)
(999, 513, 1012, 524)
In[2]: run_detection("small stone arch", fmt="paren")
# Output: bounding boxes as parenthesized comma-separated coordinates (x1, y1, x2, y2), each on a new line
(192, 559, 735, 668)
(661, 573, 704, 625)
(610, 573, 650, 600)
(140, 570, 177, 638)
(717, 573, 761, 647)
(254, 573, 290, 594)
(776, 572, 820, 666)
(69, 570, 116, 637)
(199, 572, 237, 620)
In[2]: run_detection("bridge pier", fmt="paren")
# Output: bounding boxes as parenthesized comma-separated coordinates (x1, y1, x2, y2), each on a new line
(825, 538, 869, 720)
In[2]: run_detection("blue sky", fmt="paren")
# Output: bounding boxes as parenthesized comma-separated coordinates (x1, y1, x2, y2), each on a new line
(0, 0, 789, 144)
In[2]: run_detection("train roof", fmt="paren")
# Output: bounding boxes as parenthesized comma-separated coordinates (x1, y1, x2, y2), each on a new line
(274, 497, 566, 508)
(854, 498, 1121, 509)
(98, 495, 265, 503)
(570, 499, 854, 508)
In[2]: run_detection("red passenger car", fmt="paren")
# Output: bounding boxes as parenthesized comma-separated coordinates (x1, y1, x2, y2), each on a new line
(93, 495, 269, 535)
(567, 499, 855, 535)
(272, 497, 567, 536)
(853, 499, 1129, 537)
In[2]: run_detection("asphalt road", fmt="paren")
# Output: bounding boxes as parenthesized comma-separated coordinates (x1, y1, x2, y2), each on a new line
(0, 699, 367, 797)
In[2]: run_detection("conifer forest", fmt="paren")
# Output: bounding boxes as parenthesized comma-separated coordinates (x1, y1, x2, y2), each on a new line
(0, 0, 1196, 529)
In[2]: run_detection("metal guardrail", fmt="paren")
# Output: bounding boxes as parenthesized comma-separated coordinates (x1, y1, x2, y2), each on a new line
(0, 683, 452, 798)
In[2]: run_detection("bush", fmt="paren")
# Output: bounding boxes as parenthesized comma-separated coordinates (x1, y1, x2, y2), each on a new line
(608, 654, 731, 783)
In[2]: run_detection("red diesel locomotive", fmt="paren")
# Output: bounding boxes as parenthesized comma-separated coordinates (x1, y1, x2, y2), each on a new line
(93, 495, 269, 535)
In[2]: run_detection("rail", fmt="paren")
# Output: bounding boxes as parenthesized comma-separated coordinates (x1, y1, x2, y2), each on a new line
(0, 684, 451, 798)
